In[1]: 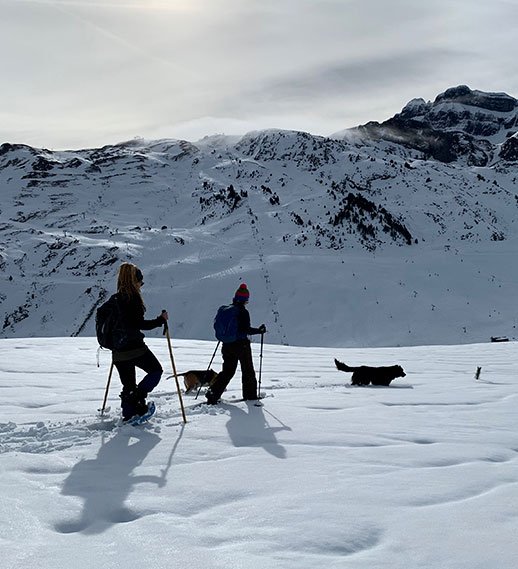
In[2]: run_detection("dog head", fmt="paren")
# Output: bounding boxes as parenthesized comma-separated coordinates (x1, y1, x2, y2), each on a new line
(393, 365, 406, 378)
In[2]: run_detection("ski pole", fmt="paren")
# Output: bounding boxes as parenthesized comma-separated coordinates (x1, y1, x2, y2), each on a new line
(100, 362, 114, 416)
(195, 340, 220, 400)
(257, 331, 264, 399)
(163, 315, 187, 423)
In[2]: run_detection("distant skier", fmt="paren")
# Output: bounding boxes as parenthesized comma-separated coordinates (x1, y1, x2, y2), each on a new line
(206, 283, 266, 404)
(108, 262, 167, 422)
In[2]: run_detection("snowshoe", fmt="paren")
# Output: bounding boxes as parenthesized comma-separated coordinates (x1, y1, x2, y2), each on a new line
(124, 401, 156, 426)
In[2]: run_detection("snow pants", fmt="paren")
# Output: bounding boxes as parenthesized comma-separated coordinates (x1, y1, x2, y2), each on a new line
(115, 348, 162, 419)
(207, 339, 258, 402)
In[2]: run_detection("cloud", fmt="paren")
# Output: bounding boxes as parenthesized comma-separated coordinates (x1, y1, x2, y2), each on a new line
(6, 0, 201, 11)
(1, 0, 518, 148)
(255, 49, 470, 105)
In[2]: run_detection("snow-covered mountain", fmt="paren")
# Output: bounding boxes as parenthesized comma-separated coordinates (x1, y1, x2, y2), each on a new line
(1, 85, 518, 347)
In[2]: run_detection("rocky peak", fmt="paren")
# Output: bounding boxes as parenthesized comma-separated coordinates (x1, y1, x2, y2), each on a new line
(399, 85, 518, 137)
(353, 86, 518, 165)
(434, 85, 517, 113)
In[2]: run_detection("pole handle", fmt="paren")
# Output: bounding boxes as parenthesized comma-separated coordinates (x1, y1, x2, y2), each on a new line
(162, 309, 168, 336)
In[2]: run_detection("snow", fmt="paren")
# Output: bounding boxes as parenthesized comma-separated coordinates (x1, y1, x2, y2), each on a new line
(2, 336, 518, 568)
(2, 113, 518, 348)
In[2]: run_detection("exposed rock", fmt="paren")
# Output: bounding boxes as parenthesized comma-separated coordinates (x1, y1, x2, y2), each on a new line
(500, 134, 518, 161)
(352, 85, 518, 165)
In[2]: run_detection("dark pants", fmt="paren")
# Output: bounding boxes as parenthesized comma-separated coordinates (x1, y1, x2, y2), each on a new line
(207, 340, 257, 402)
(114, 348, 162, 419)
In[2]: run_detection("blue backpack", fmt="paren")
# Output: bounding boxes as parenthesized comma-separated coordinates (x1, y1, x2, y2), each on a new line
(214, 304, 239, 342)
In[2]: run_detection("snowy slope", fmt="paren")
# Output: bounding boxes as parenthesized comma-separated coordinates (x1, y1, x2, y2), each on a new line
(1, 86, 518, 347)
(2, 338, 518, 569)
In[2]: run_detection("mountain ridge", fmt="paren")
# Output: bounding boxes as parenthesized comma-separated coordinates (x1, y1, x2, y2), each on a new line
(1, 86, 518, 347)
(340, 85, 518, 165)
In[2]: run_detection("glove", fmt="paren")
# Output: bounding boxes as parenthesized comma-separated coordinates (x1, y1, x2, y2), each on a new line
(160, 310, 169, 322)
(258, 324, 266, 334)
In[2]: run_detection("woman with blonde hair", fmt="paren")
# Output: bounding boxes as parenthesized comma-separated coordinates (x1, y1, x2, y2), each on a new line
(111, 262, 167, 422)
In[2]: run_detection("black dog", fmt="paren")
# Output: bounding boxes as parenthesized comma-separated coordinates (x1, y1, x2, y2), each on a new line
(180, 369, 218, 393)
(334, 359, 406, 386)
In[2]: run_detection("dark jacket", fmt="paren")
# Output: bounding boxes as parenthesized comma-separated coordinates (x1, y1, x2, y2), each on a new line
(234, 302, 262, 341)
(115, 293, 165, 352)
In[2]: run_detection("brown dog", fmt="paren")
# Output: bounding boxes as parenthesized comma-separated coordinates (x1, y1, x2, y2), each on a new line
(180, 369, 218, 393)
(334, 359, 406, 386)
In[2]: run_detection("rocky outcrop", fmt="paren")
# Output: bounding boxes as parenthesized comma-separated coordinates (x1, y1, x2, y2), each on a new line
(500, 134, 518, 161)
(350, 86, 518, 166)
(434, 85, 517, 113)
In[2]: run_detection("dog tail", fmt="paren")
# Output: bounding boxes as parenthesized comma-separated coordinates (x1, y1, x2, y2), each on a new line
(334, 359, 354, 372)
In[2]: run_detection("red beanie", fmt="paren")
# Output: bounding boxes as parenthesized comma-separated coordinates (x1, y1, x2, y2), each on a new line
(233, 283, 250, 303)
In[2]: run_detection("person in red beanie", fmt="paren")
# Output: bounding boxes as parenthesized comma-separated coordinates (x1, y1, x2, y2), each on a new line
(206, 283, 266, 404)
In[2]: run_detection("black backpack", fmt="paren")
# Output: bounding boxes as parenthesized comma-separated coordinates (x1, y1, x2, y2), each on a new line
(95, 294, 128, 350)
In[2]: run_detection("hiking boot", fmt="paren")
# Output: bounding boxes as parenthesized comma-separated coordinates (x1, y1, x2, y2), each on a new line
(205, 389, 218, 405)
(132, 387, 149, 416)
(120, 389, 147, 420)
(135, 399, 148, 416)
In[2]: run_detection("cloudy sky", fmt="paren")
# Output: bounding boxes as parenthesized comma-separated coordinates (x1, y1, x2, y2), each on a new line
(1, 0, 517, 149)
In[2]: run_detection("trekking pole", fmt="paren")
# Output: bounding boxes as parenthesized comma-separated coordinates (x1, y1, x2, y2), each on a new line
(100, 362, 114, 416)
(163, 315, 187, 423)
(195, 341, 220, 400)
(255, 331, 264, 404)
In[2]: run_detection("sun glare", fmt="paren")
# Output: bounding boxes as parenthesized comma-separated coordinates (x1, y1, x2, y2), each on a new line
(18, 0, 202, 11)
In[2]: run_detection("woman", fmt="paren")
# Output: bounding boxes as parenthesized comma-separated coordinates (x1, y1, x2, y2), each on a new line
(112, 262, 167, 421)
(206, 283, 266, 404)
